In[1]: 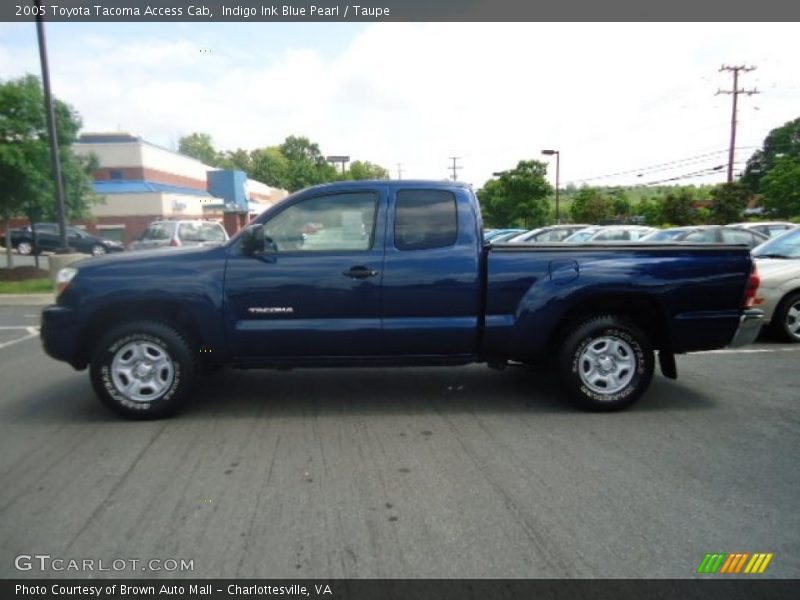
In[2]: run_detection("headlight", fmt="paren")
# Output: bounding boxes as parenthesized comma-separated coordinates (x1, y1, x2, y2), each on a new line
(56, 267, 78, 295)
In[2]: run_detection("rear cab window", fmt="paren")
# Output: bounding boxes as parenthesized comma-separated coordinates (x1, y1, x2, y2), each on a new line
(178, 221, 227, 242)
(142, 222, 175, 240)
(394, 189, 457, 251)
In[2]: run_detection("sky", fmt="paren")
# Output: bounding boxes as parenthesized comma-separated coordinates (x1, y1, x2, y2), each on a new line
(1, 22, 799, 190)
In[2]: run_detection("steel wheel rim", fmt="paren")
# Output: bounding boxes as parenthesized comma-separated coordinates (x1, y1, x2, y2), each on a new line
(110, 341, 175, 403)
(92, 245, 107, 256)
(17, 242, 32, 255)
(786, 301, 800, 340)
(578, 335, 636, 395)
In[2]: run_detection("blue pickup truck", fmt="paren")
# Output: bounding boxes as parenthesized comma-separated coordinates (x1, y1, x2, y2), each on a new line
(41, 180, 763, 419)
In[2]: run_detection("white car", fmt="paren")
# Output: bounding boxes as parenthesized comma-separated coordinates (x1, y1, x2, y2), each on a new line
(563, 225, 657, 243)
(729, 221, 796, 239)
(128, 220, 229, 251)
(752, 227, 800, 342)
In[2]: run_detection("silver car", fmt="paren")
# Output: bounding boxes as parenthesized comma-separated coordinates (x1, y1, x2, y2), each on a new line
(563, 225, 657, 243)
(129, 220, 229, 251)
(751, 227, 800, 342)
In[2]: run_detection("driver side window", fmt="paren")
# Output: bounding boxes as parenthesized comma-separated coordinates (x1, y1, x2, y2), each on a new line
(263, 192, 377, 252)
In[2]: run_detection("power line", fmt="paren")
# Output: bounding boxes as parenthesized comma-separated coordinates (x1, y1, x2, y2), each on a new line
(569, 147, 757, 184)
(716, 65, 760, 182)
(641, 162, 744, 186)
(448, 156, 462, 181)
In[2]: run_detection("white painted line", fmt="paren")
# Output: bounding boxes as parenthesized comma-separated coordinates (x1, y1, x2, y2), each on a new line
(702, 347, 800, 355)
(0, 331, 38, 350)
(0, 326, 38, 330)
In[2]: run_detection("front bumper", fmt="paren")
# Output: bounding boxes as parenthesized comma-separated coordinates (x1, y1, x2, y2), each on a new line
(40, 305, 87, 369)
(729, 309, 764, 348)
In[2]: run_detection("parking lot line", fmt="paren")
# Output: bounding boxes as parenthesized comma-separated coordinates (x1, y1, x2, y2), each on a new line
(702, 347, 800, 354)
(0, 326, 39, 349)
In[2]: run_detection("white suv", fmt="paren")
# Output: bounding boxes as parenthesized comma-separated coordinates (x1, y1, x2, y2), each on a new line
(128, 220, 229, 251)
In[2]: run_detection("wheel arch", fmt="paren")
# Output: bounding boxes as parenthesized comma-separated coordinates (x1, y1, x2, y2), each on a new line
(547, 292, 670, 355)
(77, 300, 208, 367)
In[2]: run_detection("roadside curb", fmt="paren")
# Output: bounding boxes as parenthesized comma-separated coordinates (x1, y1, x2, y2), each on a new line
(0, 293, 55, 306)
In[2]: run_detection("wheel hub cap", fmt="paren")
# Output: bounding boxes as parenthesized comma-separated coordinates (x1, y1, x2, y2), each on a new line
(578, 336, 636, 396)
(111, 341, 174, 403)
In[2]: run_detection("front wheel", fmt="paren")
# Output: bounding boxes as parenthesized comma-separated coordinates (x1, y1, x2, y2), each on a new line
(91, 244, 107, 256)
(16, 240, 33, 255)
(771, 292, 800, 343)
(557, 315, 654, 411)
(89, 321, 197, 419)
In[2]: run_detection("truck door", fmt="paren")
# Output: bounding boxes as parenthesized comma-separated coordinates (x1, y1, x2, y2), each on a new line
(225, 188, 387, 358)
(380, 187, 482, 356)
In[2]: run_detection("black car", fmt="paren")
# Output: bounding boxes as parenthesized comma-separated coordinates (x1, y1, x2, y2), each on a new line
(639, 225, 769, 249)
(2, 223, 125, 256)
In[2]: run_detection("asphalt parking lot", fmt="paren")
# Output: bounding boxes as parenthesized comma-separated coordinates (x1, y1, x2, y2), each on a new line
(0, 304, 798, 579)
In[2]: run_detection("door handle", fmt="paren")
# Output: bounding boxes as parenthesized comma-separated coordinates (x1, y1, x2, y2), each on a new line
(343, 266, 379, 279)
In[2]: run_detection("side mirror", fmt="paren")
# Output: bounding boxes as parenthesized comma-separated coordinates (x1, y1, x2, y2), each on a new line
(241, 224, 266, 255)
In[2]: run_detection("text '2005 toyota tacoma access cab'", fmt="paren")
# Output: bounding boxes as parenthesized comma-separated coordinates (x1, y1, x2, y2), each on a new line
(41, 180, 763, 419)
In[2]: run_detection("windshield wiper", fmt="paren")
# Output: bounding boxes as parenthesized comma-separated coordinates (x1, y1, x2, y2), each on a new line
(754, 253, 791, 259)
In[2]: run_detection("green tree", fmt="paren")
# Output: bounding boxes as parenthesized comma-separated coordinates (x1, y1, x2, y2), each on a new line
(570, 187, 615, 224)
(611, 191, 632, 217)
(708, 182, 750, 224)
(659, 190, 695, 226)
(178, 132, 222, 166)
(477, 178, 515, 228)
(0, 75, 99, 266)
(346, 160, 389, 181)
(220, 148, 252, 173)
(760, 156, 800, 218)
(279, 135, 338, 192)
(635, 198, 663, 226)
(480, 160, 553, 228)
(249, 147, 289, 189)
(742, 117, 800, 192)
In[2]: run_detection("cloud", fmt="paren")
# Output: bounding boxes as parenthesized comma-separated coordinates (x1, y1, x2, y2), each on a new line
(1, 22, 798, 188)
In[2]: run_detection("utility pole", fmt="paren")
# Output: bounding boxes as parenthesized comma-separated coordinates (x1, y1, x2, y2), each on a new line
(396, 163, 403, 180)
(448, 156, 462, 181)
(716, 65, 759, 183)
(35, 0, 69, 253)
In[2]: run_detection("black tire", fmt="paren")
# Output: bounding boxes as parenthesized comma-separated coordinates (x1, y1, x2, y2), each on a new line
(89, 321, 197, 419)
(770, 291, 800, 343)
(91, 244, 107, 256)
(557, 315, 654, 412)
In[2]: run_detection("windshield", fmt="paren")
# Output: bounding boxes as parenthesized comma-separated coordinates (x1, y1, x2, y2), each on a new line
(752, 227, 800, 258)
(641, 229, 687, 242)
(564, 230, 596, 242)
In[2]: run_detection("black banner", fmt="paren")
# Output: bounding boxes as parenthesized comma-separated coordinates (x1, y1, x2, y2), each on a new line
(3, 0, 800, 22)
(3, 580, 800, 600)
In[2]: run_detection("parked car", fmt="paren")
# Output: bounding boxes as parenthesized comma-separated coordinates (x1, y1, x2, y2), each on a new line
(563, 225, 657, 242)
(489, 230, 530, 243)
(751, 227, 800, 342)
(128, 220, 229, 251)
(42, 180, 762, 419)
(0, 223, 124, 256)
(728, 221, 796, 239)
(483, 228, 526, 242)
(640, 225, 768, 249)
(506, 224, 591, 243)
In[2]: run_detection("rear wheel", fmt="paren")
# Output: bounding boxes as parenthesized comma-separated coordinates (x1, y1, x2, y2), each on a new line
(557, 315, 654, 411)
(89, 321, 196, 419)
(16, 240, 33, 255)
(771, 292, 800, 343)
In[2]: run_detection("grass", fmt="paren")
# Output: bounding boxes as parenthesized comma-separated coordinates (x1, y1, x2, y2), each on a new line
(0, 278, 53, 294)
